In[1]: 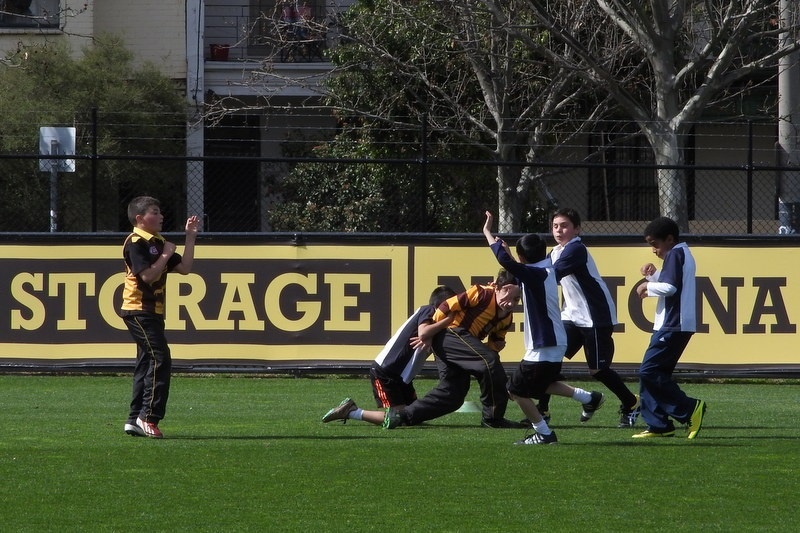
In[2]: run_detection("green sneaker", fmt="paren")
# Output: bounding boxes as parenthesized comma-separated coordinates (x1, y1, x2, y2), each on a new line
(322, 397, 357, 423)
(687, 400, 707, 439)
(383, 407, 407, 429)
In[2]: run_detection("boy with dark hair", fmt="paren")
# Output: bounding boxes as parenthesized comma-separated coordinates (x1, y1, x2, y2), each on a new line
(483, 212, 604, 444)
(537, 207, 640, 427)
(384, 270, 523, 429)
(633, 216, 706, 439)
(321, 285, 456, 426)
(121, 196, 200, 439)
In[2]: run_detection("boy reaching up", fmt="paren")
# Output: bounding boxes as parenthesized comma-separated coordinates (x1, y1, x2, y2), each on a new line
(121, 196, 200, 439)
(483, 211, 604, 444)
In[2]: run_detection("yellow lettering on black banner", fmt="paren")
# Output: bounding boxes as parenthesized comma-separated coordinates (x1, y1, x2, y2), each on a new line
(266, 273, 320, 332)
(324, 273, 370, 331)
(11, 273, 45, 330)
(49, 273, 95, 330)
(99, 273, 126, 330)
(218, 273, 264, 331)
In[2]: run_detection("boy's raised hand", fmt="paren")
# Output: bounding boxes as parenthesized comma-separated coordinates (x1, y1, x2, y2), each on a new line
(483, 211, 499, 245)
(185, 215, 201, 234)
(484, 211, 494, 232)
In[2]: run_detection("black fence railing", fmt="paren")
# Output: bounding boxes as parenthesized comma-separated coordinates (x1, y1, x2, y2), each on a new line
(3, 109, 799, 235)
(1, 151, 798, 235)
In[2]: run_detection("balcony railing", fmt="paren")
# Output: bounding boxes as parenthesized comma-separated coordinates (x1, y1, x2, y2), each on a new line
(205, 1, 339, 63)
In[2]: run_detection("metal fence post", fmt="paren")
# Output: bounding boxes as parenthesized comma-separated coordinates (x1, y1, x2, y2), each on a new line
(91, 107, 98, 232)
(420, 115, 428, 231)
(747, 120, 753, 234)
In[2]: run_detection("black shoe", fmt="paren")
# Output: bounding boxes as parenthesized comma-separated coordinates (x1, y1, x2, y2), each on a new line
(514, 431, 558, 445)
(618, 395, 641, 428)
(481, 418, 527, 429)
(580, 391, 606, 423)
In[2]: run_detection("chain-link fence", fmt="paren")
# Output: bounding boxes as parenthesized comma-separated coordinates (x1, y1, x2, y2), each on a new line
(1, 113, 798, 235)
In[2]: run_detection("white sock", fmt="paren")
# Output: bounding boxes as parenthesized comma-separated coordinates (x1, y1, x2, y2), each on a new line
(533, 419, 552, 435)
(349, 408, 364, 420)
(572, 388, 592, 404)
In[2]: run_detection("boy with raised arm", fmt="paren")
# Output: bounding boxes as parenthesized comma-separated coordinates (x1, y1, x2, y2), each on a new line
(121, 196, 200, 439)
(483, 211, 604, 444)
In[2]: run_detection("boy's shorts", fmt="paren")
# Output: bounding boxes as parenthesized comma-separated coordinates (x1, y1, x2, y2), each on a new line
(564, 322, 615, 369)
(507, 361, 565, 399)
(369, 363, 418, 408)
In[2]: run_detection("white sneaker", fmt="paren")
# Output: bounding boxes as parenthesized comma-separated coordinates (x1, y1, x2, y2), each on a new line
(124, 422, 145, 437)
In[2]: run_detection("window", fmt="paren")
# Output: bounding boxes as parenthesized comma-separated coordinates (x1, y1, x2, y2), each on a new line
(0, 0, 60, 28)
(247, 0, 328, 61)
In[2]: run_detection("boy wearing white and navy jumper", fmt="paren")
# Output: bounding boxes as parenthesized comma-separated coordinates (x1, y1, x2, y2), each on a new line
(633, 216, 706, 439)
(542, 208, 640, 428)
(483, 212, 605, 445)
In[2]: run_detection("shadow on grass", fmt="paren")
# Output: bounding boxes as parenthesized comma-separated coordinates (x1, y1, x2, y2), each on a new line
(165, 434, 390, 440)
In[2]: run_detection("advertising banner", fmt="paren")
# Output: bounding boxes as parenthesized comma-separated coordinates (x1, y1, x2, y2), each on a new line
(1, 237, 798, 369)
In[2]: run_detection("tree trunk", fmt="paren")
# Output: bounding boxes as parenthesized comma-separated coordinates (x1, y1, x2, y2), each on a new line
(497, 163, 523, 233)
(777, 0, 800, 234)
(650, 130, 690, 232)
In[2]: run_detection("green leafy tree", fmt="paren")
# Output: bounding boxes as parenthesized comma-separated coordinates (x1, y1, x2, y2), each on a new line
(0, 35, 186, 231)
(318, 0, 594, 232)
(228, 0, 604, 232)
(269, 123, 499, 232)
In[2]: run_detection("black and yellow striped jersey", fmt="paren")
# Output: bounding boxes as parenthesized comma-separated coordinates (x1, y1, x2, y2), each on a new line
(432, 284, 513, 352)
(120, 227, 182, 316)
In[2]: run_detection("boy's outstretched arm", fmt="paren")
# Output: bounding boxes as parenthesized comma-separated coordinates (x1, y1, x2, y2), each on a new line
(483, 211, 498, 246)
(483, 211, 515, 258)
(174, 215, 201, 274)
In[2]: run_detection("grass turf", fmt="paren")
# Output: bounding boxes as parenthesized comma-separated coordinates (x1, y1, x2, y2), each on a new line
(1, 374, 798, 532)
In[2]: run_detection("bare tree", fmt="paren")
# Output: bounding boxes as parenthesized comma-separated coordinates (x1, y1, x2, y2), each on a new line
(492, 0, 800, 231)
(210, 0, 611, 232)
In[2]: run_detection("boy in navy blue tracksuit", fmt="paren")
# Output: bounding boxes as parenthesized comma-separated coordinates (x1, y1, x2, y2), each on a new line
(632, 217, 706, 439)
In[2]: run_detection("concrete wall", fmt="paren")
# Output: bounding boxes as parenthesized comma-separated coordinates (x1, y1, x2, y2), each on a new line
(94, 0, 186, 78)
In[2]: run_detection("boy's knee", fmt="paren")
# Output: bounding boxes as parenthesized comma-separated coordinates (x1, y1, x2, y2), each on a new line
(638, 368, 661, 385)
(591, 367, 613, 381)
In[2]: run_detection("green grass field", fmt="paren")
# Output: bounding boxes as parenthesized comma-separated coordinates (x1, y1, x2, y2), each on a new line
(1, 374, 798, 532)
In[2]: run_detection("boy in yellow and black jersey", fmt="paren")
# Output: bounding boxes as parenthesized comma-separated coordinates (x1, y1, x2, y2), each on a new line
(120, 196, 200, 439)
